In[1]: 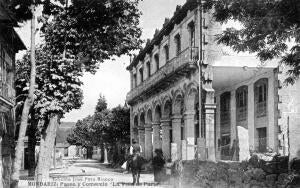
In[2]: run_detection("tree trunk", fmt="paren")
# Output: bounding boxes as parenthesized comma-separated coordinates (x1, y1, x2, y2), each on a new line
(36, 114, 59, 185)
(103, 145, 108, 164)
(11, 5, 36, 188)
(28, 119, 37, 177)
(100, 144, 104, 162)
(0, 137, 3, 188)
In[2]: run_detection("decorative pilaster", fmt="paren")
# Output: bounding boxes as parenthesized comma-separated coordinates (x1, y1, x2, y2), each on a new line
(171, 115, 182, 160)
(268, 75, 277, 151)
(152, 122, 161, 155)
(138, 127, 145, 157)
(248, 83, 255, 150)
(184, 110, 195, 160)
(215, 95, 221, 160)
(144, 125, 153, 160)
(161, 118, 171, 160)
(204, 88, 216, 161)
(230, 90, 238, 161)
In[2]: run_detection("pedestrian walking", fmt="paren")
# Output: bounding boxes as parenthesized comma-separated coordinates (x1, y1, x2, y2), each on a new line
(164, 159, 173, 184)
(152, 149, 165, 184)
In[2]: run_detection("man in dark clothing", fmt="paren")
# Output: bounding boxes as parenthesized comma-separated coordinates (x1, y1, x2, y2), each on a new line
(152, 148, 165, 183)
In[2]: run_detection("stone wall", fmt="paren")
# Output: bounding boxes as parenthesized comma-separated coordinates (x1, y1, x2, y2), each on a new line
(177, 154, 296, 188)
(277, 65, 300, 158)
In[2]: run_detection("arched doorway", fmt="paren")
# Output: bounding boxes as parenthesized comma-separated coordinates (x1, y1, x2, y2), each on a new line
(153, 105, 162, 153)
(172, 93, 184, 160)
(184, 87, 198, 160)
(162, 99, 172, 159)
(133, 115, 139, 142)
(139, 112, 146, 157)
(220, 92, 231, 160)
(145, 109, 153, 159)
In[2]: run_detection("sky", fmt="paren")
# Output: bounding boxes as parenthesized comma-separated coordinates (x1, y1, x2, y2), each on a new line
(15, 0, 187, 122)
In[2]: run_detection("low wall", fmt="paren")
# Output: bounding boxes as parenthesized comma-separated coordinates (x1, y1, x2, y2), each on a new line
(178, 154, 297, 188)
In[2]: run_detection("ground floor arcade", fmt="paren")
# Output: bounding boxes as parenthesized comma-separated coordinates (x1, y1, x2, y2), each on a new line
(130, 64, 288, 162)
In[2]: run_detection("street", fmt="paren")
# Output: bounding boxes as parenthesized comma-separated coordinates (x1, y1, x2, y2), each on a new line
(19, 159, 171, 188)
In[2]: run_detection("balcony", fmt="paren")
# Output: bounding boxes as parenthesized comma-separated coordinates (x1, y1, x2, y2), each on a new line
(237, 106, 247, 121)
(0, 82, 15, 106)
(256, 102, 267, 117)
(127, 47, 199, 105)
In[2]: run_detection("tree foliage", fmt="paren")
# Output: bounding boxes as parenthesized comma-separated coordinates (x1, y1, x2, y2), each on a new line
(16, 47, 83, 122)
(40, 0, 143, 72)
(204, 0, 300, 84)
(95, 94, 108, 113)
(15, 0, 142, 133)
(67, 96, 130, 148)
(11, 0, 142, 185)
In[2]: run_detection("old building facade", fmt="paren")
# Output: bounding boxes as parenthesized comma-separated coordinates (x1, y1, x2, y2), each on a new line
(126, 0, 300, 162)
(0, 1, 26, 187)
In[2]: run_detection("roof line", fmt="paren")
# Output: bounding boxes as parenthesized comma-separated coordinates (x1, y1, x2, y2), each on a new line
(127, 0, 198, 70)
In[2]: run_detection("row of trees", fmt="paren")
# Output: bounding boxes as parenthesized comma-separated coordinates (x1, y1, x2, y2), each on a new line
(7, 0, 300, 187)
(67, 95, 130, 165)
(9, 0, 142, 187)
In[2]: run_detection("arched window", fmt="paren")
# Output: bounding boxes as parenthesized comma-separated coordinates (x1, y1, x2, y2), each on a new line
(220, 92, 231, 160)
(133, 73, 137, 87)
(146, 61, 151, 78)
(139, 67, 143, 84)
(220, 92, 230, 124)
(164, 45, 169, 63)
(254, 78, 268, 117)
(154, 54, 159, 71)
(188, 21, 195, 47)
(174, 34, 181, 56)
(236, 86, 248, 121)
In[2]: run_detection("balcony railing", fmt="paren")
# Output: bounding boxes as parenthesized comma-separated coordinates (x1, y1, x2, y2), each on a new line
(127, 47, 199, 104)
(256, 102, 267, 117)
(237, 106, 247, 121)
(220, 110, 230, 124)
(220, 144, 231, 160)
(256, 137, 267, 153)
(0, 82, 15, 105)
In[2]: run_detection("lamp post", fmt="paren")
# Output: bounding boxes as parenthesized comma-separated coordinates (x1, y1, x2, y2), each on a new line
(197, 0, 207, 160)
(198, 0, 203, 138)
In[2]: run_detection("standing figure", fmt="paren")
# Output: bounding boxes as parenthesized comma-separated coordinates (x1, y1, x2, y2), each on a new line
(82, 147, 87, 159)
(164, 159, 173, 184)
(152, 149, 165, 184)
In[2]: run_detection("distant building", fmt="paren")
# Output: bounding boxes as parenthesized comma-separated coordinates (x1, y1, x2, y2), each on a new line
(0, 1, 26, 186)
(126, 0, 300, 162)
(92, 146, 101, 160)
(54, 122, 78, 158)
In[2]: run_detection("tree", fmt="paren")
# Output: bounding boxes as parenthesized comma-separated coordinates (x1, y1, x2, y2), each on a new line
(11, 4, 37, 187)
(95, 94, 108, 113)
(11, 0, 142, 186)
(15, 46, 84, 182)
(106, 105, 130, 165)
(67, 97, 130, 164)
(203, 0, 300, 84)
(106, 105, 130, 145)
(67, 94, 110, 148)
